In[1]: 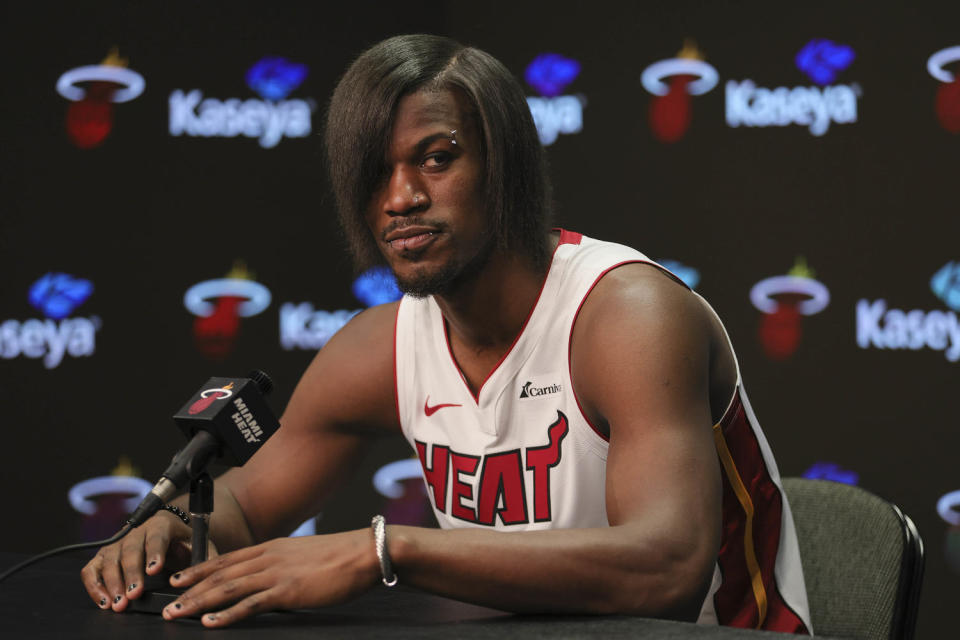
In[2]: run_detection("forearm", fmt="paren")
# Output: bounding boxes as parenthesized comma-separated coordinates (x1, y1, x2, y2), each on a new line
(388, 524, 713, 620)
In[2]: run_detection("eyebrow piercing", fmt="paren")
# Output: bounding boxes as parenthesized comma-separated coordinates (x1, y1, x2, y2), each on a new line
(449, 129, 458, 145)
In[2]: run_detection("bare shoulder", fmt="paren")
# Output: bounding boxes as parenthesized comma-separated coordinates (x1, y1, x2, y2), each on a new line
(283, 301, 401, 434)
(573, 262, 713, 355)
(570, 263, 716, 435)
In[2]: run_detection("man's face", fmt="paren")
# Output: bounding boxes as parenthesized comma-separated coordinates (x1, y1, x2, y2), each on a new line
(365, 88, 491, 297)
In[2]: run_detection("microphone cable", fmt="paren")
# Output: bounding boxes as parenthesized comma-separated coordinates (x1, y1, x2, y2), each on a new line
(0, 524, 132, 584)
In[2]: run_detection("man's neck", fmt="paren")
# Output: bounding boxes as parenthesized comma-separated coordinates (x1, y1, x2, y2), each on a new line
(433, 234, 558, 386)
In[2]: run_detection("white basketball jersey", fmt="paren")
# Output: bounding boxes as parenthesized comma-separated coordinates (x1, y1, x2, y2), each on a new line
(394, 231, 811, 633)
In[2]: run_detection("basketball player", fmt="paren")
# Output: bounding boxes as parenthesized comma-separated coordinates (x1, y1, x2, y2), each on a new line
(82, 34, 811, 633)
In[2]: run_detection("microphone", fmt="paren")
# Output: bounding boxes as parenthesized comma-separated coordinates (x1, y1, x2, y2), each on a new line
(126, 370, 280, 527)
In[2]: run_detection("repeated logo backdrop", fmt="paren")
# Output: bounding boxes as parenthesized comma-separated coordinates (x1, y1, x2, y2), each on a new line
(0, 1, 957, 634)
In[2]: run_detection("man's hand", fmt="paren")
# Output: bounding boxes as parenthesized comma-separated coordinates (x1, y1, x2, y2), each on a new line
(80, 510, 214, 611)
(161, 530, 379, 627)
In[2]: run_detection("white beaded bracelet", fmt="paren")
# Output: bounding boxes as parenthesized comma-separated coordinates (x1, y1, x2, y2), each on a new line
(371, 515, 398, 587)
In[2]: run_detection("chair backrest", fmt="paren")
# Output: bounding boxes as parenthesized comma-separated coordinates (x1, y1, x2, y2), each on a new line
(781, 478, 924, 640)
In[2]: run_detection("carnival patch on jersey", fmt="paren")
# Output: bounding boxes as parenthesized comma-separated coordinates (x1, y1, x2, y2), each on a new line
(516, 373, 565, 400)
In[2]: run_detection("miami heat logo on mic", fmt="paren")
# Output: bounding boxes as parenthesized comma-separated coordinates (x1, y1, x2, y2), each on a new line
(188, 382, 235, 414)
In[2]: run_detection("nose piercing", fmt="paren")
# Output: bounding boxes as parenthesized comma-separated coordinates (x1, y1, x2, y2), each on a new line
(413, 193, 424, 205)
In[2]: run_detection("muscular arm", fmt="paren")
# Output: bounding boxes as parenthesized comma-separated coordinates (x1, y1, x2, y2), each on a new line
(82, 302, 399, 610)
(212, 301, 401, 548)
(163, 265, 724, 626)
(387, 264, 722, 618)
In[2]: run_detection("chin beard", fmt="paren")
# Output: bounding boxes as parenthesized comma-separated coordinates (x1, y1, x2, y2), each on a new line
(394, 236, 495, 298)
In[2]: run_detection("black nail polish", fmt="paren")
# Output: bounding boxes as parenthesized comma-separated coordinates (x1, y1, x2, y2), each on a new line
(174, 603, 182, 610)
(173, 572, 181, 580)
(128, 583, 137, 592)
(206, 614, 217, 622)
(114, 595, 122, 603)
(148, 560, 157, 568)
(99, 597, 106, 607)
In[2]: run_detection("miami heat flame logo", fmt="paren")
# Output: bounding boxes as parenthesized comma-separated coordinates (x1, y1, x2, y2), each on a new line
(55, 48, 145, 149)
(641, 40, 718, 143)
(183, 262, 271, 360)
(750, 258, 830, 360)
(928, 46, 960, 133)
(188, 382, 235, 415)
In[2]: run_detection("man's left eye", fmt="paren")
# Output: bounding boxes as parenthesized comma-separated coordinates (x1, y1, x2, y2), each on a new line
(422, 152, 451, 169)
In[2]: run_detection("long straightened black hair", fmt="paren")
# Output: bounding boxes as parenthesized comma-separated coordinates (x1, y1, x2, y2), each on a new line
(325, 34, 552, 271)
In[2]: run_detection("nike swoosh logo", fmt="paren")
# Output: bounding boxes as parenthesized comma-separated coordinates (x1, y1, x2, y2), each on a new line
(424, 395, 462, 417)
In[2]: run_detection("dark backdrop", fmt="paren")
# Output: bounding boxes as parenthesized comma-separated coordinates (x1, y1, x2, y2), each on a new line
(1, 1, 957, 635)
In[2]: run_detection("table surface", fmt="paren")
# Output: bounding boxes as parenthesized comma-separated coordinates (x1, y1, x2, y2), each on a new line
(0, 551, 833, 639)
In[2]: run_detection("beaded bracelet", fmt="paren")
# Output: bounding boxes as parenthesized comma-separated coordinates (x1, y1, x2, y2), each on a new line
(161, 504, 190, 525)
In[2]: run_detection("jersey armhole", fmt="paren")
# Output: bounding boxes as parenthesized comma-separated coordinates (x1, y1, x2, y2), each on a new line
(566, 260, 649, 443)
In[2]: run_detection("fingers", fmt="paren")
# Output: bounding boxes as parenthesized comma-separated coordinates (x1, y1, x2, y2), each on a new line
(143, 526, 171, 576)
(197, 590, 276, 628)
(79, 552, 113, 611)
(116, 535, 146, 606)
(79, 512, 185, 612)
(162, 560, 273, 624)
(81, 542, 132, 611)
(168, 546, 263, 588)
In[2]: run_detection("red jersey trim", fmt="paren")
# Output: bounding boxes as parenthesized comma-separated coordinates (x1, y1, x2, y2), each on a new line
(393, 302, 403, 430)
(442, 231, 572, 404)
(557, 228, 583, 245)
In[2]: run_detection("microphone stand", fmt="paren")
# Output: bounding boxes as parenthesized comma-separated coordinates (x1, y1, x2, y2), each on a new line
(189, 473, 213, 566)
(128, 473, 214, 615)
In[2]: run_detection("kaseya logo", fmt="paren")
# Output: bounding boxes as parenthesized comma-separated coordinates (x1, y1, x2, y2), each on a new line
(727, 39, 860, 136)
(928, 46, 960, 133)
(0, 272, 100, 368)
(641, 40, 718, 143)
(750, 258, 830, 360)
(169, 56, 312, 148)
(184, 262, 271, 360)
(56, 48, 145, 149)
(857, 261, 960, 362)
(525, 53, 585, 146)
(281, 266, 403, 351)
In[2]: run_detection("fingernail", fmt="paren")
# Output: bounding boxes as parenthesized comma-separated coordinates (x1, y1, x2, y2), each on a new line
(114, 595, 122, 604)
(205, 614, 217, 622)
(174, 602, 182, 610)
(148, 560, 157, 568)
(99, 597, 106, 607)
(172, 572, 181, 580)
(128, 583, 137, 592)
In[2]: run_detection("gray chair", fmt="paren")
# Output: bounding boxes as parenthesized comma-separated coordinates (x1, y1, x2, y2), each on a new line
(782, 478, 924, 640)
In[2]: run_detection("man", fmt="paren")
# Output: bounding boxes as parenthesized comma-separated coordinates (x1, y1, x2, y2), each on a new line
(82, 34, 811, 632)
